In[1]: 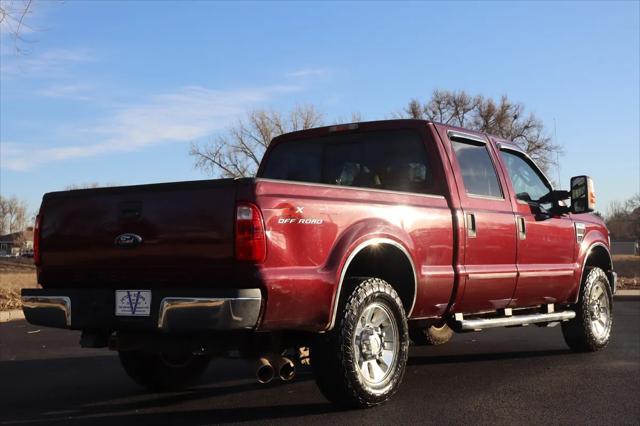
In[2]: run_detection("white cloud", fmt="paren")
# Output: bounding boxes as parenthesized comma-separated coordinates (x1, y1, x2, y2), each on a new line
(0, 48, 96, 78)
(38, 83, 96, 100)
(1, 84, 302, 171)
(286, 68, 333, 78)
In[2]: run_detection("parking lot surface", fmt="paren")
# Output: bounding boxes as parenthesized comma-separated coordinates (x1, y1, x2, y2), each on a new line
(1, 298, 638, 425)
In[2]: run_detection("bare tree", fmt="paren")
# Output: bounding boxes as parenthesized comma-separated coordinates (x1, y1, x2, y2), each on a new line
(606, 194, 640, 241)
(0, 0, 34, 53)
(398, 90, 561, 173)
(8, 197, 26, 233)
(0, 195, 28, 234)
(333, 111, 364, 124)
(0, 197, 7, 235)
(190, 104, 324, 178)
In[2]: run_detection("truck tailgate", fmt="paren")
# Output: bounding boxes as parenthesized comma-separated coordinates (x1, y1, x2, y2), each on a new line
(38, 179, 249, 288)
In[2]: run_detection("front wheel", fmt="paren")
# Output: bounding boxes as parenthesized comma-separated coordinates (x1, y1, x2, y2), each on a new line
(312, 278, 409, 408)
(118, 350, 211, 391)
(562, 267, 613, 352)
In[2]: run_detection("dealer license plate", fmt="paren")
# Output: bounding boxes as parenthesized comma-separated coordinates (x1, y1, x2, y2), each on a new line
(115, 290, 152, 316)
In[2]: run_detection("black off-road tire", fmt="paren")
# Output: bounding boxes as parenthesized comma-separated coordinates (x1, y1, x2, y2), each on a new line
(311, 278, 409, 408)
(561, 267, 613, 352)
(118, 350, 211, 391)
(409, 322, 454, 346)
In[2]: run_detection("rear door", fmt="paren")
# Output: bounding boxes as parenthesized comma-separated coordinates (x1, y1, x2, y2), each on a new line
(495, 145, 576, 306)
(442, 130, 518, 313)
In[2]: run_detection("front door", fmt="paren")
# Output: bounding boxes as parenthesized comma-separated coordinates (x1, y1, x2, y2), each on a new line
(497, 146, 576, 307)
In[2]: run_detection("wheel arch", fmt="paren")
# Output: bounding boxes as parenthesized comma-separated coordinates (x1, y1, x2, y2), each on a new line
(583, 243, 612, 271)
(573, 242, 613, 302)
(327, 238, 417, 330)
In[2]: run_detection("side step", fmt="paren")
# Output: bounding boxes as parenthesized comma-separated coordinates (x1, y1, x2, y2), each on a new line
(455, 311, 576, 331)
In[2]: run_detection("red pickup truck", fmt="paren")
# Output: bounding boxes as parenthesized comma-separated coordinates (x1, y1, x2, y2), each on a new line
(23, 119, 616, 408)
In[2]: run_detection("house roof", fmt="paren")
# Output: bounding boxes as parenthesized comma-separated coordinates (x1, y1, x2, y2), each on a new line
(0, 230, 34, 244)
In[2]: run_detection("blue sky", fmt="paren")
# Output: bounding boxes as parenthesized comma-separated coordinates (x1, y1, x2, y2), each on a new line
(1, 1, 638, 215)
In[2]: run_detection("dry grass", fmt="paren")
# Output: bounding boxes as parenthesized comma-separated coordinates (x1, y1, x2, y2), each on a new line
(0, 259, 38, 310)
(613, 255, 640, 289)
(0, 258, 36, 273)
(0, 272, 38, 310)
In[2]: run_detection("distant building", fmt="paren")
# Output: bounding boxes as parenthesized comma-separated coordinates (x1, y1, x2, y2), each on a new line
(611, 240, 639, 256)
(0, 228, 34, 256)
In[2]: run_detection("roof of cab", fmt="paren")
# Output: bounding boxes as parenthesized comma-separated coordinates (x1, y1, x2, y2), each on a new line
(271, 118, 524, 153)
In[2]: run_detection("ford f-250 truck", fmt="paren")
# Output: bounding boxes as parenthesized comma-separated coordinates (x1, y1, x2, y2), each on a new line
(22, 119, 616, 408)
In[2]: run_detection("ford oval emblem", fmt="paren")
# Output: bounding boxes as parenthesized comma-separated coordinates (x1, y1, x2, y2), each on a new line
(114, 233, 143, 248)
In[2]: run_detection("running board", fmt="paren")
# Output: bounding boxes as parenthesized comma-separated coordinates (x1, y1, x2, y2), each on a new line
(456, 311, 576, 331)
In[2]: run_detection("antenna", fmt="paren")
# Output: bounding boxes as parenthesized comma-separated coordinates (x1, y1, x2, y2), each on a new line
(554, 118, 561, 186)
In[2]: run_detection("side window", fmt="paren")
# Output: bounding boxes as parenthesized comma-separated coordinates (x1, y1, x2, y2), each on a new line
(323, 143, 380, 188)
(262, 130, 440, 195)
(261, 141, 323, 183)
(500, 150, 551, 203)
(451, 139, 503, 198)
(364, 135, 434, 194)
(322, 131, 439, 194)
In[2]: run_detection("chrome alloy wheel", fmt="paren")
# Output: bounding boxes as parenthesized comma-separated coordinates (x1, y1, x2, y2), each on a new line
(588, 281, 611, 340)
(353, 302, 399, 387)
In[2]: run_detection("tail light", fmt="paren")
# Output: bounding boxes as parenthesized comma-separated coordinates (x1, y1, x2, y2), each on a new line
(235, 202, 266, 262)
(34, 214, 42, 266)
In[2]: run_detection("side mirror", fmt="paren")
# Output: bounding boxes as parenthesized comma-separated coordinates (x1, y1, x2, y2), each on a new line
(570, 175, 596, 214)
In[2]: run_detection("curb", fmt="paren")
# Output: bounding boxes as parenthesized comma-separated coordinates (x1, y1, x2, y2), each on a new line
(615, 289, 640, 297)
(0, 309, 25, 323)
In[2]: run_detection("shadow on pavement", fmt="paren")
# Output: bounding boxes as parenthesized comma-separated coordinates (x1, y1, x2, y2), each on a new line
(0, 355, 338, 426)
(0, 345, 616, 425)
(5, 403, 338, 426)
(408, 348, 572, 366)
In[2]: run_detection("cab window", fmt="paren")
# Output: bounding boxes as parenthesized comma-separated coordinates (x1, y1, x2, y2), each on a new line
(451, 139, 503, 198)
(500, 149, 551, 203)
(262, 130, 441, 195)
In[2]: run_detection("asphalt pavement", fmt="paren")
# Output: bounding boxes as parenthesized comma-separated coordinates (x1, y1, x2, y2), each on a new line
(1, 297, 638, 425)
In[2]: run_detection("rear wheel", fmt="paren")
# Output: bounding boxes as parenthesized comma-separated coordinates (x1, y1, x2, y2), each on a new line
(118, 350, 211, 391)
(312, 278, 409, 408)
(562, 267, 613, 352)
(409, 321, 453, 346)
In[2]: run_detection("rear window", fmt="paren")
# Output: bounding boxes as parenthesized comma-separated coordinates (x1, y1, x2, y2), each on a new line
(260, 130, 440, 195)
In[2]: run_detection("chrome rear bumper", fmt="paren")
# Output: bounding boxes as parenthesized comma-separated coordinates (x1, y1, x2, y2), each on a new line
(22, 295, 72, 328)
(157, 296, 262, 331)
(21, 288, 262, 332)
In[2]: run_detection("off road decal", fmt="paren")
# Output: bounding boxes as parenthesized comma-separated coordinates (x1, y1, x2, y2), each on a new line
(276, 204, 324, 225)
(278, 217, 324, 224)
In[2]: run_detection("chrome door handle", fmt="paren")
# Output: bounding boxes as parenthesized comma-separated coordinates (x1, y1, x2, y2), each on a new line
(466, 212, 477, 238)
(517, 216, 526, 240)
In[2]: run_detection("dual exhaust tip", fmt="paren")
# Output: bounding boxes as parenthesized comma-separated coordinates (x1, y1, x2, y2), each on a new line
(256, 356, 295, 384)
